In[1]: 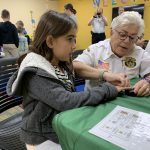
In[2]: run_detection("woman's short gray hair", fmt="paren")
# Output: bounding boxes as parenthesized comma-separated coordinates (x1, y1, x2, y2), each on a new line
(111, 11, 144, 36)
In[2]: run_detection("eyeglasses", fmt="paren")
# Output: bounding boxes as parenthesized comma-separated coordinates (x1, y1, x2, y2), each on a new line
(115, 30, 138, 43)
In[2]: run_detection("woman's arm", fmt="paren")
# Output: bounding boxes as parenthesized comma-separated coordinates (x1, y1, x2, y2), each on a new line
(73, 61, 130, 87)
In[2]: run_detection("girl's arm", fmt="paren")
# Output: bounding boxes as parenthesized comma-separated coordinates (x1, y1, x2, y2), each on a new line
(24, 73, 118, 111)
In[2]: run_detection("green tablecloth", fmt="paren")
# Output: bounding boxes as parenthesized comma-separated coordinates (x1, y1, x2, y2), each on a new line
(53, 79, 150, 150)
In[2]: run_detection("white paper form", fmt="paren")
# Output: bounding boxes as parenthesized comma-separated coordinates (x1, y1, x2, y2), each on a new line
(89, 106, 150, 150)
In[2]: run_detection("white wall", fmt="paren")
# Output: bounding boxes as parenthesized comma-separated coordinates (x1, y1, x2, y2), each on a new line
(0, 0, 58, 36)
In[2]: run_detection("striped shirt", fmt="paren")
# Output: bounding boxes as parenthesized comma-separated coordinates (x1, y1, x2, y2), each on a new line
(53, 66, 73, 92)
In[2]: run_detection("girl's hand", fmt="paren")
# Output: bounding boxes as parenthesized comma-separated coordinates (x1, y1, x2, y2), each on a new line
(115, 86, 132, 93)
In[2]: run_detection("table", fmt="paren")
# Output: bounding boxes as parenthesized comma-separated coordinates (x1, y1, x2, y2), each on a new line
(52, 79, 150, 150)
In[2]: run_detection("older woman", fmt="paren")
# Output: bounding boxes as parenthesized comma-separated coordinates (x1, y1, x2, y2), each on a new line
(73, 11, 150, 96)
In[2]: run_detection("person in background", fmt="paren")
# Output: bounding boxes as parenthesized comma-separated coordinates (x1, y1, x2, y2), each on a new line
(0, 29, 4, 57)
(0, 28, 5, 57)
(0, 29, 5, 57)
(0, 9, 19, 57)
(0, 28, 2, 55)
(16, 20, 31, 45)
(118, 6, 125, 15)
(73, 11, 150, 97)
(7, 10, 130, 150)
(17, 27, 28, 56)
(16, 20, 27, 35)
(88, 8, 108, 44)
(64, 3, 77, 23)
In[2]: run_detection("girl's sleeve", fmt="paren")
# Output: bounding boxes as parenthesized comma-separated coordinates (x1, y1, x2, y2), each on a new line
(25, 73, 118, 111)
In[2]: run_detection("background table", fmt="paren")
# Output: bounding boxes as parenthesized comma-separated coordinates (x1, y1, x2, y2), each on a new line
(53, 79, 150, 150)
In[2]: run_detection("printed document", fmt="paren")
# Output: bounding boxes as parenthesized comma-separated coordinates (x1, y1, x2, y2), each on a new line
(89, 106, 150, 150)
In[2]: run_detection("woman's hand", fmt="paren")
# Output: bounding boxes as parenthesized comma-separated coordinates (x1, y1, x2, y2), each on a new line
(103, 72, 130, 87)
(133, 79, 150, 96)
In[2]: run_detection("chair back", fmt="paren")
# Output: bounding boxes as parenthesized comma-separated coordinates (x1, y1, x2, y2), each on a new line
(0, 57, 26, 150)
(0, 57, 23, 113)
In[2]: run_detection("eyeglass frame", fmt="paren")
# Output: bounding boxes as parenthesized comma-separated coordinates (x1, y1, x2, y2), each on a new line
(114, 29, 138, 43)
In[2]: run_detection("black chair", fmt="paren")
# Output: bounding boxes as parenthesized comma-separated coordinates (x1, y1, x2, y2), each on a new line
(0, 57, 26, 150)
(72, 49, 84, 60)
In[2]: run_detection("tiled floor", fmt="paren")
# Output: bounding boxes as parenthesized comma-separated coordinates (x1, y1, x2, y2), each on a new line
(0, 106, 23, 121)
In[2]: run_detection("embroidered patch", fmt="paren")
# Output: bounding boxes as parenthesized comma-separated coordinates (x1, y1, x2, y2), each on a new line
(124, 57, 136, 68)
(98, 60, 109, 70)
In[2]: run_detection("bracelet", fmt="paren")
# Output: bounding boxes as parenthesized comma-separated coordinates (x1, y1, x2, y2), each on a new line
(99, 69, 108, 81)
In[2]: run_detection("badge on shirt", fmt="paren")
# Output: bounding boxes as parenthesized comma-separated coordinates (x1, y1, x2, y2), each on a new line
(98, 59, 109, 70)
(124, 57, 136, 68)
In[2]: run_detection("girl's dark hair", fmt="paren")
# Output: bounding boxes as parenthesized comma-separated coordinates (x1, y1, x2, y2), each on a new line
(64, 3, 77, 14)
(1, 9, 10, 19)
(19, 10, 77, 72)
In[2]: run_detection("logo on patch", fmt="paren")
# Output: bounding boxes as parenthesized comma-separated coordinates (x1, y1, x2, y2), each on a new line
(124, 57, 136, 68)
(98, 60, 109, 70)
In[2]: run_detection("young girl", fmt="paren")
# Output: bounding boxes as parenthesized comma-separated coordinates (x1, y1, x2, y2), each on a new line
(7, 10, 129, 150)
